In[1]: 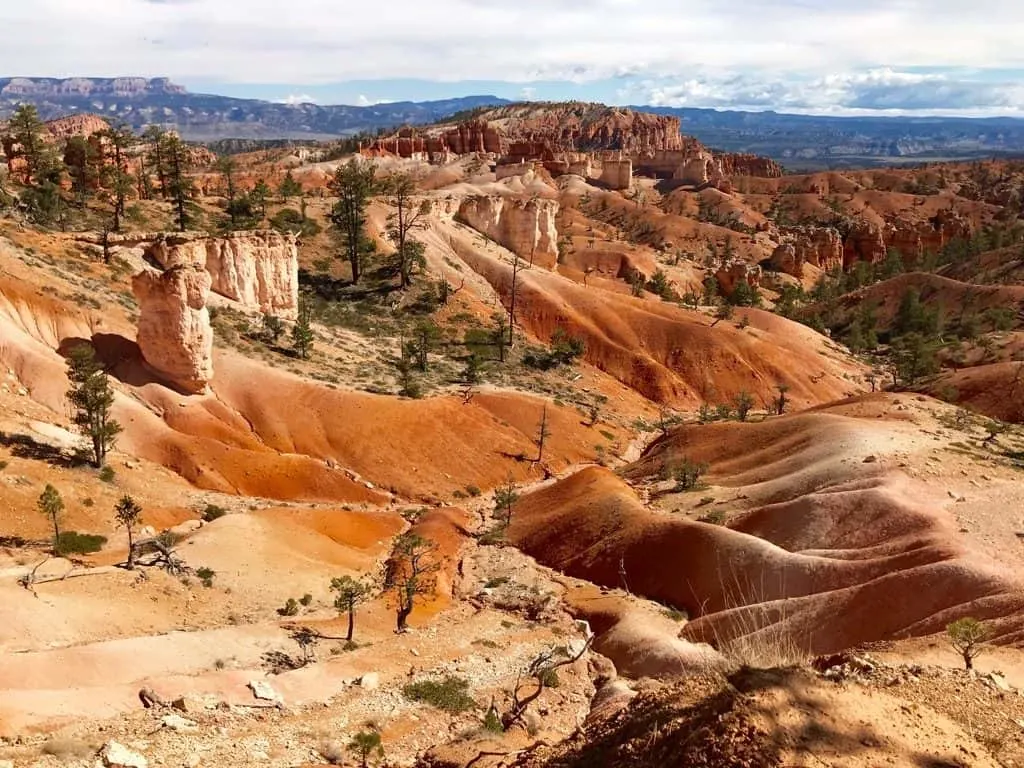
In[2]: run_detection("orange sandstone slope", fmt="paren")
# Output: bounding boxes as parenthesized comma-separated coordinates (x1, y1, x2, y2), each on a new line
(444, 222, 865, 407)
(0, 272, 613, 502)
(507, 402, 1024, 654)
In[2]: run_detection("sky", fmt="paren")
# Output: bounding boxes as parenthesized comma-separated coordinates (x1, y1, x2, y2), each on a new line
(2, 0, 1023, 116)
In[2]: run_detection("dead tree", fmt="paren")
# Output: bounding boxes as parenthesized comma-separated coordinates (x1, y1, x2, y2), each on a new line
(502, 632, 594, 731)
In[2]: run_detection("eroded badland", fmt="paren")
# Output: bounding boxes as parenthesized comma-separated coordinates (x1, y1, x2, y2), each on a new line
(1, 102, 1024, 768)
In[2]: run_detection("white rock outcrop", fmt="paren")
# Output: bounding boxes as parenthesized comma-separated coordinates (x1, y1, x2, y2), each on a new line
(132, 264, 214, 395)
(101, 741, 148, 768)
(147, 231, 299, 319)
(457, 195, 560, 268)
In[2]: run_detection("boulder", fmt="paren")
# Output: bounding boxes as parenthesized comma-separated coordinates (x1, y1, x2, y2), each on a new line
(357, 672, 380, 690)
(248, 679, 282, 704)
(101, 741, 147, 768)
(132, 265, 213, 395)
(161, 713, 198, 732)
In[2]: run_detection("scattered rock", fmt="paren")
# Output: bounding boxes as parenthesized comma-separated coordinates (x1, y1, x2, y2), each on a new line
(101, 740, 148, 768)
(358, 672, 380, 690)
(863, 455, 877, 463)
(248, 680, 282, 704)
(161, 713, 198, 732)
(988, 672, 1012, 692)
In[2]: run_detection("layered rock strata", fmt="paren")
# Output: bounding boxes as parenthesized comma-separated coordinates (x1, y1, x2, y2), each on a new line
(132, 264, 213, 394)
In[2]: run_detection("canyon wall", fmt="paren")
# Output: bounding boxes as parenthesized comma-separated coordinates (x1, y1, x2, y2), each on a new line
(146, 230, 299, 319)
(132, 264, 214, 395)
(458, 196, 560, 268)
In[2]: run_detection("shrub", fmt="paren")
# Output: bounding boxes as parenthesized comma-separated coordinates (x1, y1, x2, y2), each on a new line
(82, 497, 94, 507)
(278, 597, 300, 617)
(698, 510, 727, 525)
(483, 708, 504, 733)
(402, 676, 476, 713)
(662, 607, 688, 621)
(484, 576, 510, 589)
(466, 485, 482, 497)
(0, 460, 7, 471)
(55, 531, 107, 556)
(195, 567, 216, 588)
(98, 465, 116, 483)
(299, 593, 314, 606)
(672, 458, 709, 492)
(202, 504, 228, 522)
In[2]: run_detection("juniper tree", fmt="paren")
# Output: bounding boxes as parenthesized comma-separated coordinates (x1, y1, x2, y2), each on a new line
(66, 344, 121, 468)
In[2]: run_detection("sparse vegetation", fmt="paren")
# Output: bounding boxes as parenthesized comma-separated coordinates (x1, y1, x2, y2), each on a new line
(402, 676, 475, 713)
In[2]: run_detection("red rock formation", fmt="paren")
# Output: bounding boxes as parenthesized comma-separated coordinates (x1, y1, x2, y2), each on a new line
(45, 114, 110, 140)
(843, 222, 888, 267)
(442, 119, 504, 154)
(719, 153, 784, 179)
(772, 226, 845, 275)
(715, 260, 762, 296)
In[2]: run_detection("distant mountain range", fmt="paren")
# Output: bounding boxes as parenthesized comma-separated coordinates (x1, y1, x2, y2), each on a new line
(0, 77, 510, 142)
(3, 77, 1024, 170)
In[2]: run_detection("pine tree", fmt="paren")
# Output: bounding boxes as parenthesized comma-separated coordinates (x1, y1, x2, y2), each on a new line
(143, 126, 169, 199)
(4, 104, 56, 185)
(328, 159, 378, 284)
(383, 172, 429, 288)
(162, 134, 193, 232)
(64, 136, 102, 202)
(114, 495, 143, 569)
(66, 344, 122, 468)
(278, 170, 302, 202)
(99, 124, 136, 231)
(251, 179, 272, 218)
(37, 484, 64, 551)
(330, 575, 372, 642)
(292, 294, 315, 359)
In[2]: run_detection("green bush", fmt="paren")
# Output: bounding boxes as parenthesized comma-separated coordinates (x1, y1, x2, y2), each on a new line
(98, 466, 116, 483)
(278, 597, 300, 617)
(195, 567, 216, 588)
(55, 531, 108, 556)
(402, 676, 476, 713)
(202, 504, 228, 522)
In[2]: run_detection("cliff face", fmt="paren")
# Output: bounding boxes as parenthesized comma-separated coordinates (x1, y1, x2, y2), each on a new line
(45, 114, 110, 140)
(718, 153, 784, 179)
(146, 231, 299, 319)
(457, 196, 560, 268)
(771, 226, 845, 276)
(132, 265, 214, 395)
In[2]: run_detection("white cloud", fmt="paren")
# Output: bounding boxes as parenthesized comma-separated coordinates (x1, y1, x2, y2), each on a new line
(1, 0, 1023, 114)
(279, 93, 317, 105)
